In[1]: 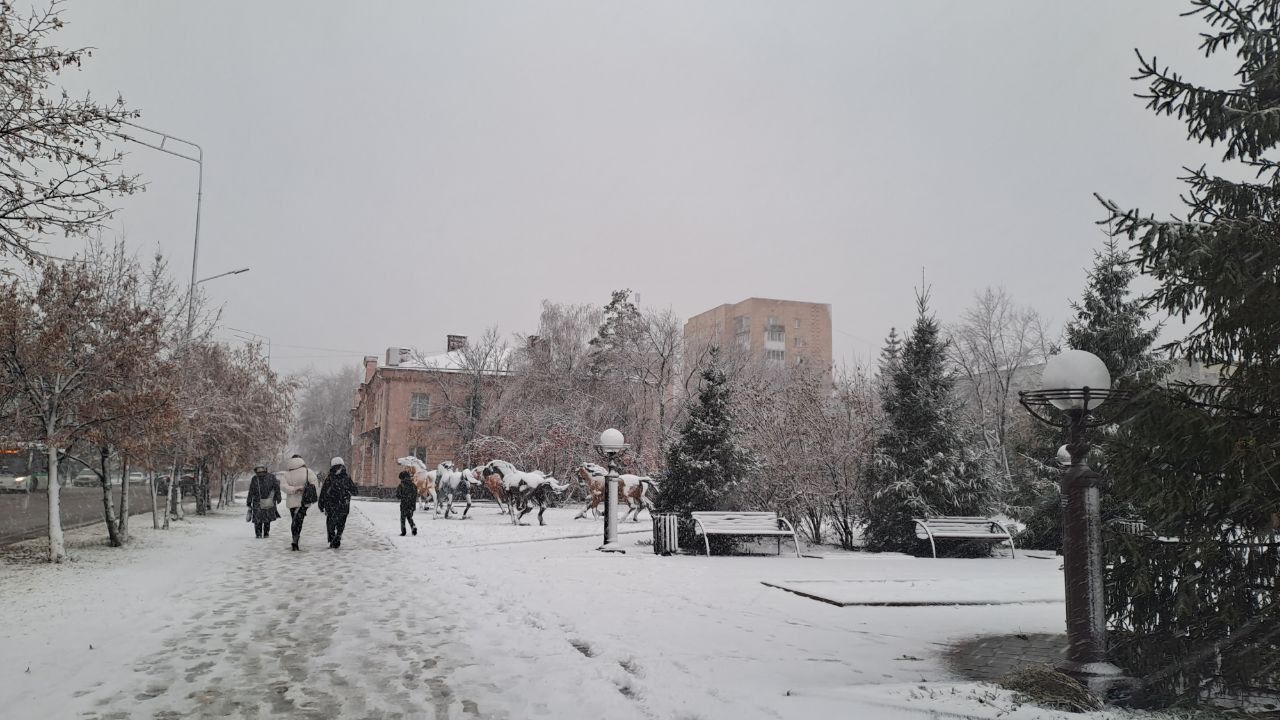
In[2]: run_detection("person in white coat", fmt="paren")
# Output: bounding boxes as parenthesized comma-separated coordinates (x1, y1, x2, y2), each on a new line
(279, 454, 320, 551)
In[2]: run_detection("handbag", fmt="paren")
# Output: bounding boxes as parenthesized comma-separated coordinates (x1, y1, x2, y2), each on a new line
(246, 508, 253, 522)
(302, 481, 318, 507)
(258, 497, 275, 510)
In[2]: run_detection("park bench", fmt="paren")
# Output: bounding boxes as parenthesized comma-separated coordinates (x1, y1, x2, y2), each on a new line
(912, 516, 1015, 558)
(691, 511, 801, 558)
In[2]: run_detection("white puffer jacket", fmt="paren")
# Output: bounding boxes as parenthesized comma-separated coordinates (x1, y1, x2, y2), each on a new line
(279, 456, 319, 510)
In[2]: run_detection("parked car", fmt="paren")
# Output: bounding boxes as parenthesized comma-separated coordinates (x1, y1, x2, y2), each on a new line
(127, 471, 145, 484)
(72, 469, 102, 487)
(155, 474, 196, 497)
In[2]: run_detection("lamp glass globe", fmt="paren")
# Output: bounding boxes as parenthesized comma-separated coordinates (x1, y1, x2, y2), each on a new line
(1040, 350, 1111, 411)
(1056, 445, 1073, 467)
(599, 428, 625, 452)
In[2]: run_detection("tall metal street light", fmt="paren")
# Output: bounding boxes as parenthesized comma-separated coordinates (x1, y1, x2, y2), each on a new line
(595, 428, 629, 554)
(1019, 350, 1133, 698)
(117, 121, 204, 339)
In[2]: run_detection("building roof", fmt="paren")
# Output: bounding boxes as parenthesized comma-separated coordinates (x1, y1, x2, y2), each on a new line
(384, 348, 513, 375)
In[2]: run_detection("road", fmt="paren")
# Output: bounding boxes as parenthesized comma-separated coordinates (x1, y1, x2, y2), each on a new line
(0, 486, 169, 545)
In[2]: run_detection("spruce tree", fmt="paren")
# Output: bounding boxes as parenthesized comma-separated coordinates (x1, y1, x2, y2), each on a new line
(1065, 234, 1162, 383)
(1013, 234, 1163, 550)
(863, 291, 991, 554)
(656, 347, 757, 548)
(1098, 1, 1280, 702)
(878, 327, 902, 377)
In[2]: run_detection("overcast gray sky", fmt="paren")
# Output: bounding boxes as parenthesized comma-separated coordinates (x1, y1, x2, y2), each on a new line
(50, 1, 1229, 374)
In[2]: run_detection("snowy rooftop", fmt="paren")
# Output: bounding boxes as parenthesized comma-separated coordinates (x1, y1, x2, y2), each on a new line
(385, 347, 513, 374)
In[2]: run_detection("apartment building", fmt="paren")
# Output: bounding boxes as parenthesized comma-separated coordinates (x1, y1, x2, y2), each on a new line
(683, 297, 833, 372)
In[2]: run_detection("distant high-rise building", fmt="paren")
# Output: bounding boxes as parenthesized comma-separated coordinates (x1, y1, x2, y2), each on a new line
(684, 297, 832, 373)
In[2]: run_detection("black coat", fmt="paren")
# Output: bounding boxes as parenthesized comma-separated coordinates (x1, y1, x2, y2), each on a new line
(395, 477, 417, 507)
(247, 473, 281, 523)
(319, 467, 358, 512)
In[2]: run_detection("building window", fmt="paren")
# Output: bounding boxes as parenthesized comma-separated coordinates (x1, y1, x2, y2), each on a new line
(737, 333, 750, 349)
(793, 336, 802, 348)
(766, 349, 784, 362)
(410, 446, 427, 463)
(409, 393, 431, 420)
(734, 315, 750, 334)
(794, 318, 801, 329)
(764, 315, 784, 340)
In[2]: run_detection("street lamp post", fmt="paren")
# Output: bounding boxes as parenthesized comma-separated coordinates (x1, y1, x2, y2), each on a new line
(595, 428, 629, 554)
(117, 121, 204, 340)
(1019, 350, 1132, 699)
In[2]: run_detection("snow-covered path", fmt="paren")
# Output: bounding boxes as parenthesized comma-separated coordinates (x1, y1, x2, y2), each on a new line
(2, 501, 1104, 719)
(3, 505, 642, 719)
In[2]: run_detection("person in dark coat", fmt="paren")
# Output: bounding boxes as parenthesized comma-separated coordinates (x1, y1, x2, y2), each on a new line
(246, 465, 282, 538)
(318, 457, 358, 548)
(395, 469, 418, 537)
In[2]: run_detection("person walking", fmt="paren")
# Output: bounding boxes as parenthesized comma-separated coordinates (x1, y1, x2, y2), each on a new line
(318, 457, 358, 548)
(246, 465, 281, 539)
(280, 454, 319, 551)
(395, 469, 418, 536)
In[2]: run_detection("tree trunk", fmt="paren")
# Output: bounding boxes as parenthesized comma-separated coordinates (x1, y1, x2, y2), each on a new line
(117, 455, 130, 543)
(164, 454, 179, 529)
(194, 461, 205, 516)
(98, 447, 122, 547)
(46, 444, 67, 563)
(149, 469, 160, 530)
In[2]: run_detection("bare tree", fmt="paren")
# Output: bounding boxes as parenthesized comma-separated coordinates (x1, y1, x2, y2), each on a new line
(0, 1, 141, 261)
(0, 254, 166, 561)
(409, 327, 512, 464)
(292, 364, 360, 469)
(948, 287, 1052, 490)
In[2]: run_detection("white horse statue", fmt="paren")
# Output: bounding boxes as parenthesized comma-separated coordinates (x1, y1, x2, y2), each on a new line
(434, 461, 483, 519)
(479, 459, 570, 526)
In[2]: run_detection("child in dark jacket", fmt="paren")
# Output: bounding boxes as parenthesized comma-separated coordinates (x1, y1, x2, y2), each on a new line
(395, 470, 418, 536)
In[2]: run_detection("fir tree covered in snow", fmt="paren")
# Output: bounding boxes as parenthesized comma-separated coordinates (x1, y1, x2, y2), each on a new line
(655, 347, 757, 545)
(1012, 234, 1163, 550)
(1065, 234, 1162, 382)
(878, 327, 902, 377)
(1097, 0, 1280, 702)
(863, 292, 992, 554)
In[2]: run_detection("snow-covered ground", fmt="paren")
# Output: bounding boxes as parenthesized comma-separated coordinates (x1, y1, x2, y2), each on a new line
(0, 500, 1139, 719)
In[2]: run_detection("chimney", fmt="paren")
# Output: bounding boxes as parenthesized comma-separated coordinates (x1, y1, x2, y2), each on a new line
(447, 335, 468, 352)
(362, 355, 378, 384)
(385, 347, 411, 367)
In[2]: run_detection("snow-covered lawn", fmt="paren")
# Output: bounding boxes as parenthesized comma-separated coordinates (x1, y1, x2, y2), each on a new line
(0, 500, 1141, 719)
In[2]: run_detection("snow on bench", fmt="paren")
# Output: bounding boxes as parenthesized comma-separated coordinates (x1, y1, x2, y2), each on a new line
(912, 516, 1015, 559)
(691, 511, 801, 558)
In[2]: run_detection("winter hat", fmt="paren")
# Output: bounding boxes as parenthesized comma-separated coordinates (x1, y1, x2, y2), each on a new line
(253, 464, 267, 472)
(399, 470, 411, 481)
(331, 457, 345, 468)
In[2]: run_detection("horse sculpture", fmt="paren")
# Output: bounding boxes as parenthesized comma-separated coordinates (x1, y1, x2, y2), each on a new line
(397, 457, 438, 511)
(478, 466, 509, 514)
(479, 459, 569, 526)
(434, 461, 482, 519)
(573, 462, 658, 522)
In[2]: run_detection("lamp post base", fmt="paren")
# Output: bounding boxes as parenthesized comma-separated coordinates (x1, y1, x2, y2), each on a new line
(597, 542, 626, 554)
(1057, 660, 1139, 705)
